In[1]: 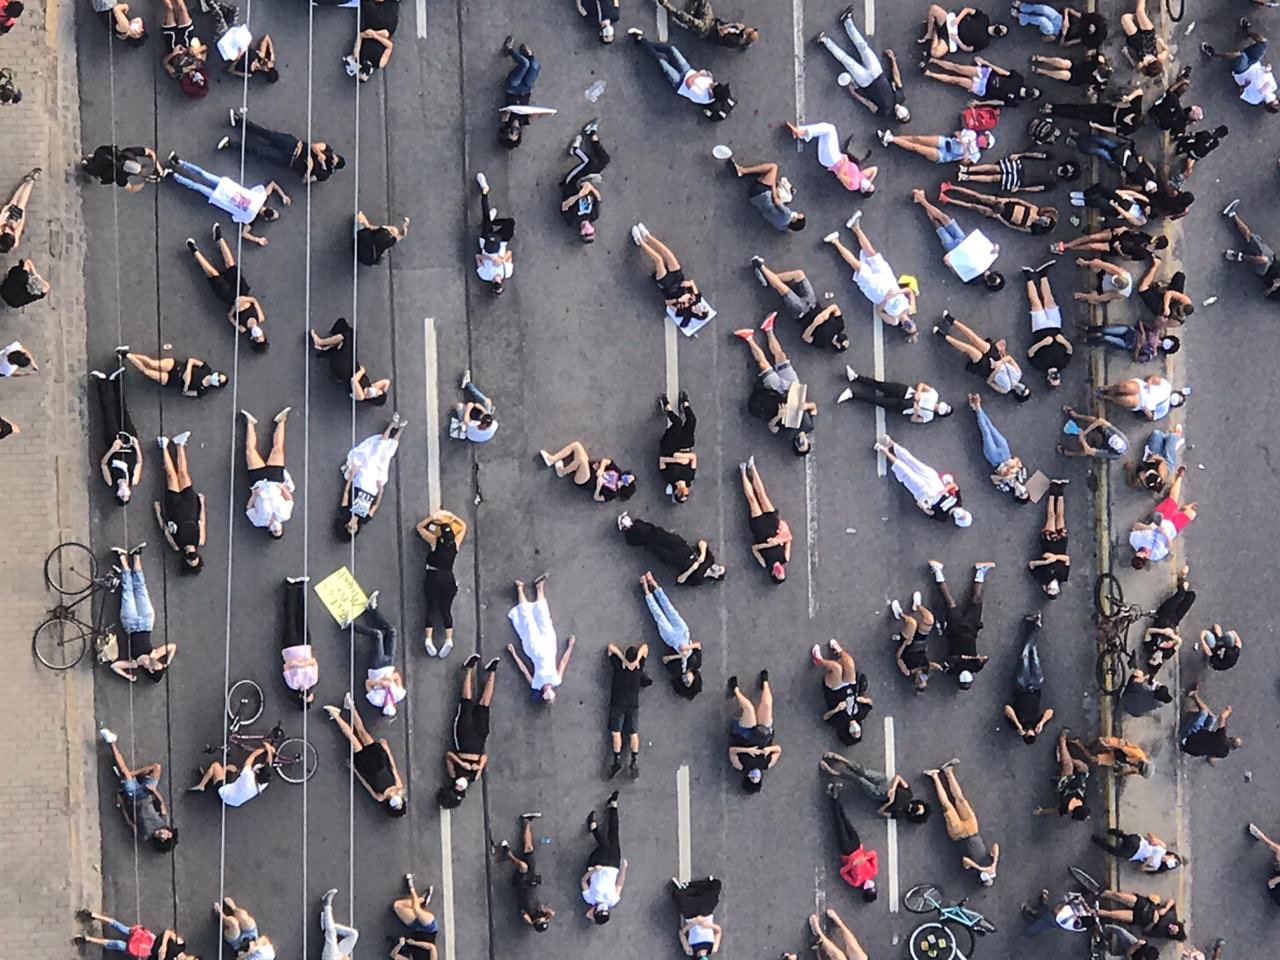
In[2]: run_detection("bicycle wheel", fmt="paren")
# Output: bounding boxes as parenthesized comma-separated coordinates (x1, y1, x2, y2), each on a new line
(32, 616, 90, 670)
(1070, 865, 1102, 896)
(904, 883, 945, 914)
(276, 738, 319, 784)
(1095, 646, 1126, 695)
(1093, 573, 1124, 620)
(909, 922, 960, 960)
(45, 542, 98, 596)
(225, 679, 264, 728)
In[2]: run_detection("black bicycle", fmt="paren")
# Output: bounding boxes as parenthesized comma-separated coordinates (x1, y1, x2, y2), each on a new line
(32, 542, 121, 670)
(1092, 573, 1144, 695)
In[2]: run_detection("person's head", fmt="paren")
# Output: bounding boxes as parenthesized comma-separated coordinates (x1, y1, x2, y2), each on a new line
(0, 233, 14, 253)
(1030, 208, 1058, 233)
(381, 697, 399, 719)
(364, 385, 389, 406)
(115, 478, 132, 504)
(1153, 685, 1174, 704)
(769, 561, 786, 584)
(675, 668, 702, 699)
(8, 1, 25, 15)
(207, 371, 229, 390)
(903, 799, 930, 823)
(616, 474, 637, 501)
(1170, 389, 1187, 409)
(599, 21, 614, 42)
(1161, 852, 1181, 870)
(1056, 161, 1081, 182)
(491, 277, 505, 296)
(793, 431, 812, 456)
(1022, 730, 1038, 745)
(951, 508, 973, 529)
(743, 768, 765, 792)
(1043, 578, 1061, 598)
(532, 915, 552, 933)
(714, 19, 758, 46)
(592, 905, 611, 925)
(1141, 59, 1163, 78)
(579, 220, 596, 243)
(1164, 922, 1186, 941)
(152, 826, 178, 852)
(1227, 735, 1244, 751)
(1212, 124, 1229, 140)
(911, 668, 929, 692)
(693, 946, 712, 959)
(540, 684, 557, 703)
(263, 66, 280, 83)
(989, 22, 1008, 37)
(385, 790, 408, 816)
(832, 331, 850, 352)
(258, 206, 281, 224)
(500, 116, 523, 149)
(893, 103, 911, 122)
(294, 687, 315, 709)
(844, 719, 863, 744)
(857, 177, 876, 196)
(977, 131, 996, 151)
(977, 870, 995, 887)
(1131, 549, 1150, 570)
(983, 270, 1005, 292)
(1070, 803, 1091, 821)
(1266, 96, 1280, 113)
(437, 780, 465, 809)
(7, 349, 30, 368)
(672, 479, 690, 503)
(957, 669, 975, 690)
(1046, 367, 1062, 389)
(705, 563, 726, 581)
(1133, 945, 1160, 960)
(180, 547, 203, 574)
(860, 880, 878, 903)
(787, 212, 807, 232)
(254, 763, 275, 787)
(247, 324, 269, 353)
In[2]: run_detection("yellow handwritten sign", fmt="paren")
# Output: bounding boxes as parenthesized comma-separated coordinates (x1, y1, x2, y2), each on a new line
(314, 566, 368, 625)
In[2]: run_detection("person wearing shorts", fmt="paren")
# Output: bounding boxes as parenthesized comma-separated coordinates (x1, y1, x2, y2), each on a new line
(495, 814, 555, 931)
(924, 760, 999, 884)
(1202, 21, 1280, 110)
(606, 643, 650, 778)
(734, 322, 797, 394)
(439, 655, 498, 807)
(749, 259, 848, 352)
(1024, 267, 1072, 386)
(823, 214, 917, 339)
(1129, 466, 1196, 568)
(935, 311, 1031, 399)
(1222, 204, 1280, 297)
(881, 127, 993, 165)
(240, 407, 294, 538)
(910, 188, 1003, 290)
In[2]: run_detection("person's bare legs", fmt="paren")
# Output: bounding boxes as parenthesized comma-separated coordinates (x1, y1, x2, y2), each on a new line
(762, 327, 789, 367)
(541, 441, 590, 478)
(732, 685, 758, 728)
(756, 262, 801, 296)
(945, 184, 1003, 208)
(1098, 381, 1141, 400)
(324, 707, 364, 751)
(158, 441, 181, 491)
(739, 464, 762, 516)
(636, 236, 667, 276)
(1026, 276, 1044, 314)
(1248, 823, 1280, 856)
(826, 909, 870, 960)
(942, 334, 985, 363)
(191, 760, 232, 790)
(947, 317, 989, 350)
(267, 408, 289, 467)
(126, 353, 175, 384)
(191, 249, 221, 278)
(912, 188, 951, 228)
(809, 914, 850, 960)
(837, 646, 857, 684)
(1167, 466, 1185, 504)
(640, 231, 681, 271)
(924, 768, 958, 819)
(828, 238, 865, 272)
(731, 161, 779, 186)
(1055, 728, 1079, 776)
(479, 665, 497, 706)
(348, 700, 376, 747)
(816, 652, 846, 689)
(242, 412, 265, 469)
(1039, 276, 1056, 311)
(748, 461, 774, 512)
(756, 675, 774, 727)
(1231, 214, 1257, 244)
(106, 741, 133, 777)
(215, 236, 236, 271)
(161, 0, 177, 27)
(943, 766, 975, 822)
(850, 223, 877, 258)
(1133, 0, 1153, 30)
(172, 0, 193, 24)
(737, 332, 772, 372)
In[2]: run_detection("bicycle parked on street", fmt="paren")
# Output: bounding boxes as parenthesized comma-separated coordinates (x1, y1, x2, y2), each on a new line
(1093, 572, 1146, 695)
(32, 541, 121, 670)
(904, 882, 997, 960)
(207, 681, 318, 784)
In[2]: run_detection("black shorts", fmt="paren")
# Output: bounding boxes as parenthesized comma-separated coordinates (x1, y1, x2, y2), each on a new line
(608, 706, 639, 735)
(656, 268, 686, 300)
(453, 698, 490, 754)
(749, 510, 780, 543)
(512, 851, 541, 887)
(163, 20, 194, 52)
(247, 465, 286, 485)
(964, 341, 999, 378)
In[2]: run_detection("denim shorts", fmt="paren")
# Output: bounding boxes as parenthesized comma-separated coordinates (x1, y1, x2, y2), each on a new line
(1232, 39, 1268, 75)
(228, 927, 260, 950)
(936, 220, 966, 252)
(120, 774, 157, 800)
(937, 138, 966, 163)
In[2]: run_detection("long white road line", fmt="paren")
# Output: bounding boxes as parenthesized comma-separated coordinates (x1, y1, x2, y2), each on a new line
(884, 715, 900, 912)
(424, 317, 442, 512)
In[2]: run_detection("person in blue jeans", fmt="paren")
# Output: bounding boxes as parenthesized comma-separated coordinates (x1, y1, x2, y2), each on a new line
(74, 912, 161, 955)
(1012, 1, 1062, 36)
(98, 726, 178, 851)
(1132, 426, 1183, 494)
(639, 570, 691, 652)
(627, 28, 732, 116)
(163, 152, 287, 246)
(499, 36, 542, 148)
(966, 393, 1029, 501)
(108, 545, 177, 683)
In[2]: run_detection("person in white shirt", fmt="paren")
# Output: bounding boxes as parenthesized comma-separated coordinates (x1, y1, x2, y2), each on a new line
(1097, 374, 1188, 421)
(581, 790, 627, 924)
(1092, 828, 1182, 873)
(0, 339, 36, 376)
(164, 153, 288, 246)
(875, 435, 973, 527)
(507, 575, 576, 703)
(627, 29, 734, 117)
(837, 367, 953, 424)
(1201, 22, 1280, 112)
(910, 188, 1004, 291)
(190, 741, 274, 807)
(340, 413, 406, 537)
(279, 576, 317, 707)
(672, 877, 723, 958)
(345, 590, 406, 718)
(241, 406, 294, 538)
(1128, 466, 1197, 569)
(823, 214, 918, 340)
(216, 898, 275, 960)
(474, 172, 514, 294)
(450, 368, 498, 443)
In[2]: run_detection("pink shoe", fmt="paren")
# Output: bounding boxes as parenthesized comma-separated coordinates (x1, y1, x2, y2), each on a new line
(760, 312, 777, 332)
(732, 328, 755, 341)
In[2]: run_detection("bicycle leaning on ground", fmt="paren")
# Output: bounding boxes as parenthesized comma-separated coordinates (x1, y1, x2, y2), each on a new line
(904, 882, 997, 960)
(207, 679, 319, 784)
(1093, 572, 1146, 696)
(32, 541, 121, 670)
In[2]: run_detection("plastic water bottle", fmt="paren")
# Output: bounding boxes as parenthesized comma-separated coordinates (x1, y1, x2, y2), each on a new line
(537, 836, 551, 845)
(585, 80, 607, 103)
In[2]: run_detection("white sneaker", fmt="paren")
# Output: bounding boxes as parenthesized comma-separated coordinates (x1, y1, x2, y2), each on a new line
(836, 388, 853, 404)
(172, 431, 191, 447)
(156, 436, 169, 448)
(476, 172, 489, 193)
(845, 366, 858, 382)
(823, 232, 839, 244)
(911, 590, 922, 611)
(890, 599, 903, 620)
(99, 727, 118, 744)
(437, 638, 454, 658)
(424, 636, 438, 656)
(845, 211, 862, 230)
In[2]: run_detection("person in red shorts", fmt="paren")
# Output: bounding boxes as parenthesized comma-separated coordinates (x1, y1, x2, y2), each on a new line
(1129, 466, 1196, 569)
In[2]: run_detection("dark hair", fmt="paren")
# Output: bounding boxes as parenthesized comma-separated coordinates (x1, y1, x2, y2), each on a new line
(793, 432, 812, 456)
(1154, 686, 1174, 704)
(0, 234, 14, 253)
(1161, 336, 1181, 356)
(672, 670, 702, 699)
(743, 774, 764, 793)
(787, 214, 807, 232)
(250, 336, 269, 354)
(152, 828, 179, 852)
(8, 350, 30, 368)
(1266, 100, 1280, 114)
(264, 67, 280, 83)
(258, 206, 280, 222)
(1214, 124, 1229, 137)
(616, 480, 636, 501)
(533, 919, 551, 933)
(1141, 60, 1163, 78)
(832, 332, 849, 352)
(1131, 554, 1148, 570)
(1153, 235, 1170, 250)
(1134, 946, 1159, 960)
(983, 271, 1005, 292)
(1022, 731, 1038, 745)
(500, 119, 522, 148)
(180, 554, 204, 575)
(386, 796, 409, 817)
(333, 155, 347, 170)
(1057, 161, 1081, 182)
(1071, 804, 1091, 821)
(592, 908, 611, 925)
(8, 2, 24, 15)
(364, 390, 389, 407)
(861, 885, 878, 903)
(990, 22, 1008, 35)
(624, 645, 639, 660)
(437, 786, 463, 809)
(837, 726, 858, 746)
(255, 763, 275, 786)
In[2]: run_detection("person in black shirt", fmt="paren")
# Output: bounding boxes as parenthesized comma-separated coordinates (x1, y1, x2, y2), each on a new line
(821, 752, 929, 821)
(0, 257, 48, 308)
(605, 643, 651, 778)
(356, 210, 409, 265)
(439, 657, 499, 808)
(416, 509, 466, 657)
(155, 433, 206, 574)
(218, 110, 345, 184)
(324, 694, 408, 814)
(728, 670, 781, 792)
(1147, 72, 1201, 135)
(1044, 87, 1144, 134)
(1179, 686, 1242, 762)
(930, 560, 993, 688)
(890, 598, 942, 692)
(1028, 482, 1071, 596)
(811, 640, 873, 745)
(310, 318, 392, 404)
(1058, 6, 1106, 46)
(81, 144, 161, 191)
(498, 37, 542, 148)
(561, 119, 608, 242)
(921, 4, 1008, 58)
(1118, 668, 1172, 717)
(1029, 49, 1112, 88)
(185, 230, 268, 351)
(1024, 269, 1072, 386)
(494, 814, 556, 932)
(1003, 613, 1053, 743)
(1051, 226, 1168, 261)
(91, 366, 143, 505)
(818, 10, 910, 122)
(1172, 124, 1228, 183)
(1032, 728, 1090, 819)
(658, 392, 698, 502)
(617, 514, 726, 583)
(1197, 624, 1242, 672)
(739, 457, 792, 583)
(924, 55, 1040, 103)
(345, 23, 394, 81)
(735, 320, 818, 455)
(750, 258, 848, 352)
(226, 31, 277, 82)
(1245, 823, 1280, 907)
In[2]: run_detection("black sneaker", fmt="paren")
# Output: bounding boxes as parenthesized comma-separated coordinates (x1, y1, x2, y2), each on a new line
(607, 760, 622, 779)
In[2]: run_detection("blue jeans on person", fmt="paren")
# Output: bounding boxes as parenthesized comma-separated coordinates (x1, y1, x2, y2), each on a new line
(637, 38, 693, 89)
(464, 381, 493, 411)
(172, 158, 220, 200)
(645, 586, 690, 650)
(1089, 323, 1135, 351)
(936, 218, 966, 253)
(973, 405, 1012, 468)
(353, 606, 397, 668)
(1146, 430, 1181, 472)
(1017, 3, 1063, 35)
(1180, 707, 1218, 743)
(96, 916, 133, 952)
(118, 568, 154, 634)
(504, 47, 541, 97)
(1231, 39, 1268, 75)
(1016, 621, 1044, 691)
(120, 773, 157, 802)
(1074, 133, 1127, 169)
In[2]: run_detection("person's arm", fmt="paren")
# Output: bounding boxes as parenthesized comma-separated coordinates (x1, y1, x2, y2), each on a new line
(557, 635, 577, 677)
(99, 441, 122, 485)
(560, 183, 591, 211)
(683, 69, 714, 89)
(615, 858, 629, 894)
(197, 493, 208, 545)
(265, 181, 292, 205)
(340, 476, 353, 508)
(1002, 703, 1027, 735)
(368, 483, 385, 517)
(749, 544, 767, 568)
(765, 744, 782, 767)
(801, 305, 839, 343)
(975, 57, 1010, 77)
(895, 639, 912, 677)
(506, 643, 536, 686)
(162, 48, 182, 78)
(676, 540, 709, 583)
(1094, 260, 1131, 282)
(727, 747, 747, 770)
(146, 783, 169, 817)
(679, 925, 694, 957)
(240, 222, 269, 247)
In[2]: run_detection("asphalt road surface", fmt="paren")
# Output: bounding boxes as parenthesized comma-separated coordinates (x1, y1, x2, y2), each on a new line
(75, 0, 1279, 957)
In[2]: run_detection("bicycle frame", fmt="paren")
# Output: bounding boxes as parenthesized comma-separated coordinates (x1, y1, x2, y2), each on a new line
(940, 905, 986, 930)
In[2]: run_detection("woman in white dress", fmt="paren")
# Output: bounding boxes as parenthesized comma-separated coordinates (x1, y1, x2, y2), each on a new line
(339, 413, 406, 537)
(875, 434, 972, 527)
(506, 575, 576, 703)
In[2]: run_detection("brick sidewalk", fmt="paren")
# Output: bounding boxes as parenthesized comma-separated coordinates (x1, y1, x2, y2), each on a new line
(0, 0, 99, 953)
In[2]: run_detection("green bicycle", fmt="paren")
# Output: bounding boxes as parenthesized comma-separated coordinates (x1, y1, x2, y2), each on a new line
(904, 883, 997, 960)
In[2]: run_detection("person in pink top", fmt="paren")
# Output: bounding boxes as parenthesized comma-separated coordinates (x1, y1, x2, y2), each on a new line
(279, 577, 317, 707)
(785, 120, 878, 194)
(342, 590, 406, 717)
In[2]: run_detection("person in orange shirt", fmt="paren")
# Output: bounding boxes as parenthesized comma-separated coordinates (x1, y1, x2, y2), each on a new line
(827, 782, 879, 900)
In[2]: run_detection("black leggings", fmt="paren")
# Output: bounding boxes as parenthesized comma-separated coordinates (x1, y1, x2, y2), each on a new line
(564, 138, 611, 185)
(424, 571, 457, 630)
(659, 402, 697, 455)
(95, 375, 137, 440)
(1091, 828, 1141, 858)
(587, 803, 622, 868)
(844, 377, 912, 412)
(228, 117, 302, 170)
(280, 580, 311, 649)
(1152, 584, 1195, 630)
(672, 877, 722, 918)
(479, 191, 515, 251)
(1051, 102, 1118, 125)
(831, 795, 862, 855)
